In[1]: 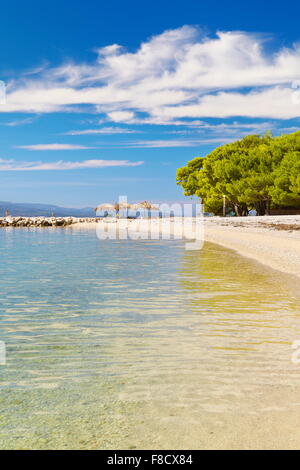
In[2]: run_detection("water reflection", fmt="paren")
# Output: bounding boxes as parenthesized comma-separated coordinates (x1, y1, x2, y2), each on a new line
(0, 230, 300, 449)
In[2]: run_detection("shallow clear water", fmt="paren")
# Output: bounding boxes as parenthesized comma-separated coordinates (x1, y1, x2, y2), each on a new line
(1, 227, 300, 449)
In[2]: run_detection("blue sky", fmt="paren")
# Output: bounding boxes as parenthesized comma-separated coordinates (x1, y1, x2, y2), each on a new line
(1, 0, 300, 207)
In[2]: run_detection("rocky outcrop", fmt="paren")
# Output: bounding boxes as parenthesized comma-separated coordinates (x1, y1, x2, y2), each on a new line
(0, 217, 99, 227)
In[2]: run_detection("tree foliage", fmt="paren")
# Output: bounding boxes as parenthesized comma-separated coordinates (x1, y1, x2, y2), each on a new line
(176, 131, 300, 215)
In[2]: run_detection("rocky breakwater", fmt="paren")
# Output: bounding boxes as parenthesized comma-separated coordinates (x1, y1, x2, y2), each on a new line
(0, 217, 99, 227)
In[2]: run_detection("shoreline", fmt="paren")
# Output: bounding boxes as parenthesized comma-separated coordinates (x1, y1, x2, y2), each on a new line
(70, 215, 300, 278)
(204, 222, 300, 279)
(1, 215, 300, 279)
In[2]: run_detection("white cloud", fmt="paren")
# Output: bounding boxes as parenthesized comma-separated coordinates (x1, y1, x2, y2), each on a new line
(0, 158, 144, 171)
(5, 117, 36, 126)
(114, 138, 234, 148)
(152, 87, 300, 119)
(65, 126, 139, 135)
(107, 111, 136, 122)
(15, 144, 96, 150)
(2, 26, 300, 120)
(97, 44, 122, 56)
(165, 121, 274, 135)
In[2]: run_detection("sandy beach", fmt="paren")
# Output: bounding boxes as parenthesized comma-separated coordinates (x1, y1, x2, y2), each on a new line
(70, 215, 300, 279)
(204, 216, 300, 278)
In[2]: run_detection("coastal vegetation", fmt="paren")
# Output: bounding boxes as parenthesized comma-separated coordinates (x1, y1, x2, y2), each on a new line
(176, 131, 300, 216)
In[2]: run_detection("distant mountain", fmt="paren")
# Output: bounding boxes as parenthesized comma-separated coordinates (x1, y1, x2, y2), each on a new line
(0, 199, 201, 217)
(0, 201, 95, 217)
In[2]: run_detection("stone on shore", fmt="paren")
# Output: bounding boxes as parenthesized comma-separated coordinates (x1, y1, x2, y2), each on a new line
(0, 217, 99, 228)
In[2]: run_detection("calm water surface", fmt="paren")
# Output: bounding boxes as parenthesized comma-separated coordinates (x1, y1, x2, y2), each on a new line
(1, 227, 300, 449)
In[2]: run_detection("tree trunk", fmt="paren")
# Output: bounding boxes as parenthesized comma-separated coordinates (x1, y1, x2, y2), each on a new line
(241, 204, 249, 216)
(234, 204, 241, 216)
(234, 203, 248, 216)
(255, 201, 267, 216)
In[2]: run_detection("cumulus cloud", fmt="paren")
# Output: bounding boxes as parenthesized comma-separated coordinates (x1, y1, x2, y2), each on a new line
(0, 158, 144, 171)
(2, 26, 300, 120)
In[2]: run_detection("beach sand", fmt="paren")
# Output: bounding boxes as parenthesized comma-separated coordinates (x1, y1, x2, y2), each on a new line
(204, 216, 300, 278)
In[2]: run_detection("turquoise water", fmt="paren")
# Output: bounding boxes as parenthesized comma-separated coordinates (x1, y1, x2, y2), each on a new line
(1, 227, 300, 449)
